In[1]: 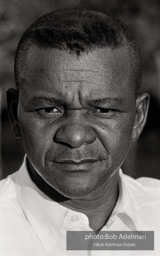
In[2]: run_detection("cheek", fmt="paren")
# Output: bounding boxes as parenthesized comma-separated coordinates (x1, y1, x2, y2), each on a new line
(95, 118, 134, 161)
(18, 115, 52, 155)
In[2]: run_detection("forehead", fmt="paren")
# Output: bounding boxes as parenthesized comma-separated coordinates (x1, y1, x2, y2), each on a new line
(21, 46, 134, 101)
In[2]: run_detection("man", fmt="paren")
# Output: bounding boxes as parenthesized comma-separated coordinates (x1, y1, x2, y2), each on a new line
(0, 8, 160, 256)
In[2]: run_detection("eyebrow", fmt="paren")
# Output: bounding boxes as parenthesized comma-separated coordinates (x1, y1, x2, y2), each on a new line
(89, 97, 123, 105)
(25, 96, 123, 108)
(26, 96, 64, 107)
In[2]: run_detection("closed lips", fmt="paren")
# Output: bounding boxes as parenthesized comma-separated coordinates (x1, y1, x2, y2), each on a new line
(54, 159, 100, 164)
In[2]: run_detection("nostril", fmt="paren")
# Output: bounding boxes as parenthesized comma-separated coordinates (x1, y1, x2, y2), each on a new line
(53, 138, 74, 148)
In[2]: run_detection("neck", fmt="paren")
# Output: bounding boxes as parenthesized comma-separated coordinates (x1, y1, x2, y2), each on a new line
(27, 159, 119, 231)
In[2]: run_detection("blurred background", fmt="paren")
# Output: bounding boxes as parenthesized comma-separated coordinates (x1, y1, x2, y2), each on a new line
(1, 0, 160, 180)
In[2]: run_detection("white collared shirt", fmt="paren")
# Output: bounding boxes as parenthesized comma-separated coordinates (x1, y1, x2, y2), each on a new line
(0, 158, 160, 256)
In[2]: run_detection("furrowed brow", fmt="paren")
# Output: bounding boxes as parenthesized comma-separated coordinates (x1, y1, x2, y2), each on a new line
(90, 97, 123, 106)
(26, 97, 64, 107)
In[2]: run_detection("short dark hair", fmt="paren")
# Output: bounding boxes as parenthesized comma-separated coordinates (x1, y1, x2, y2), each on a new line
(15, 8, 142, 94)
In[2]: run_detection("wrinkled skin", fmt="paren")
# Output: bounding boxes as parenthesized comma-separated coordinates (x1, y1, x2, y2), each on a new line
(8, 47, 149, 201)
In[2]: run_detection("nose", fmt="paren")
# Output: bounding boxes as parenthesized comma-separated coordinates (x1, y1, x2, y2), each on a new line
(55, 122, 97, 148)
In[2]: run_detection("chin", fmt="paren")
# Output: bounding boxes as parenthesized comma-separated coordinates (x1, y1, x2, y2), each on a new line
(57, 187, 96, 199)
(44, 167, 113, 199)
(51, 179, 106, 199)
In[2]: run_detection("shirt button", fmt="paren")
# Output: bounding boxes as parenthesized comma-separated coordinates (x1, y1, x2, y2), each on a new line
(71, 215, 79, 222)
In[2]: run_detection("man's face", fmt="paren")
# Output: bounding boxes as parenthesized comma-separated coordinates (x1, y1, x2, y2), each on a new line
(17, 46, 137, 198)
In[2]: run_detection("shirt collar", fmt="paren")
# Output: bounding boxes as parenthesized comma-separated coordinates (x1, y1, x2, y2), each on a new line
(14, 157, 139, 252)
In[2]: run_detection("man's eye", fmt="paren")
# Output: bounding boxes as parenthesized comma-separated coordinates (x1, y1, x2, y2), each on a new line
(91, 108, 118, 117)
(37, 107, 63, 117)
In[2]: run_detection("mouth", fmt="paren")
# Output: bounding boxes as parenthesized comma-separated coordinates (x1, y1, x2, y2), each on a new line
(51, 158, 105, 173)
(54, 159, 100, 165)
(46, 157, 106, 174)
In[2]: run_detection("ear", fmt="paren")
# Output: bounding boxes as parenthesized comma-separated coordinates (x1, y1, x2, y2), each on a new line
(6, 89, 21, 139)
(132, 93, 150, 141)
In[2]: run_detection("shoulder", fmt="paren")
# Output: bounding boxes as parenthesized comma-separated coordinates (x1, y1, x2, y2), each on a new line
(0, 174, 17, 202)
(121, 173, 160, 230)
(0, 173, 42, 255)
(121, 172, 160, 207)
(123, 173, 160, 219)
(137, 176, 160, 188)
(0, 172, 23, 220)
(0, 173, 29, 243)
(123, 173, 160, 194)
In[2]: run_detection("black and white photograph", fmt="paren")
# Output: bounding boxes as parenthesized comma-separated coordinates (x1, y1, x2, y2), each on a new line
(0, 1, 160, 255)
